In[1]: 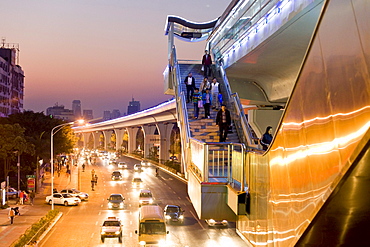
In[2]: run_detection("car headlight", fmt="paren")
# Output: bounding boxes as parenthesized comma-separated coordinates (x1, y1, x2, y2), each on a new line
(209, 219, 215, 224)
(101, 231, 105, 234)
(108, 202, 113, 207)
(115, 231, 120, 234)
(120, 202, 124, 208)
(179, 215, 184, 219)
(139, 241, 146, 246)
(165, 215, 171, 219)
(149, 199, 153, 204)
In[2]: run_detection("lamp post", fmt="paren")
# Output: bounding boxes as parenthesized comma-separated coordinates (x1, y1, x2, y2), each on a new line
(50, 120, 84, 210)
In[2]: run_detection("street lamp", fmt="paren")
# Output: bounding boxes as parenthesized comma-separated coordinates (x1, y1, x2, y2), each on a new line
(50, 119, 84, 210)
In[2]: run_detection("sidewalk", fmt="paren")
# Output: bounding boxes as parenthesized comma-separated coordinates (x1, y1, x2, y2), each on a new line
(0, 164, 79, 246)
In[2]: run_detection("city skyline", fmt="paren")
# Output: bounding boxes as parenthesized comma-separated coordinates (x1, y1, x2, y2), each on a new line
(1, 1, 230, 118)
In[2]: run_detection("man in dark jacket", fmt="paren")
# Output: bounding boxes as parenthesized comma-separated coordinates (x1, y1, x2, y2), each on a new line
(202, 50, 212, 77)
(216, 105, 231, 142)
(184, 72, 195, 103)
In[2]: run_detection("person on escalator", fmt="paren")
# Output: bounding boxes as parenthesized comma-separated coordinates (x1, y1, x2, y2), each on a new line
(260, 126, 273, 151)
(202, 50, 212, 77)
(184, 72, 195, 103)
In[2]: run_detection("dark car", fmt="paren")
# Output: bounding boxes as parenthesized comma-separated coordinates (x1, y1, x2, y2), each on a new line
(111, 171, 122, 180)
(107, 193, 125, 209)
(164, 205, 185, 223)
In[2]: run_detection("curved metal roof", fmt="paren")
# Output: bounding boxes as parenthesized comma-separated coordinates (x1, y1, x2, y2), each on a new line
(164, 15, 219, 42)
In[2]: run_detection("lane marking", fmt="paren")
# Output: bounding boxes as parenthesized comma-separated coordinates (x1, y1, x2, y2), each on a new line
(190, 210, 206, 230)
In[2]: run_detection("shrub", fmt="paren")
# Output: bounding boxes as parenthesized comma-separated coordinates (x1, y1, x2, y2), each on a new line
(13, 209, 59, 247)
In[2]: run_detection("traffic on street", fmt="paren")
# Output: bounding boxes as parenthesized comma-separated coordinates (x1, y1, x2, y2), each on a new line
(38, 151, 247, 247)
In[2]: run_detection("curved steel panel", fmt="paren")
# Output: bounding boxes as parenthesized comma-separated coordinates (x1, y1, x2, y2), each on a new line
(237, 0, 370, 246)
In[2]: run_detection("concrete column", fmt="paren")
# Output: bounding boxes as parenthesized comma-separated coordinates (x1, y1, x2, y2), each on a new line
(142, 125, 157, 159)
(82, 133, 90, 149)
(103, 130, 113, 151)
(127, 127, 139, 153)
(157, 123, 174, 162)
(93, 132, 100, 150)
(114, 129, 125, 151)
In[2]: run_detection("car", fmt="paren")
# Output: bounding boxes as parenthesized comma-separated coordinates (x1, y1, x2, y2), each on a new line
(107, 193, 125, 209)
(45, 193, 81, 206)
(140, 159, 150, 166)
(139, 189, 154, 206)
(101, 216, 122, 243)
(60, 188, 89, 201)
(118, 162, 128, 169)
(169, 156, 178, 161)
(109, 159, 117, 165)
(6, 188, 18, 198)
(205, 219, 228, 227)
(134, 164, 143, 171)
(164, 205, 185, 223)
(132, 177, 143, 188)
(111, 171, 122, 180)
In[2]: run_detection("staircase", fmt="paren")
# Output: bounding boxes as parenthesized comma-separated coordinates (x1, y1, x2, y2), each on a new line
(178, 64, 240, 143)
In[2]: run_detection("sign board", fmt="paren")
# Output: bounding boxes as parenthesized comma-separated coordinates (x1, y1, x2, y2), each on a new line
(27, 178, 35, 191)
(26, 175, 36, 178)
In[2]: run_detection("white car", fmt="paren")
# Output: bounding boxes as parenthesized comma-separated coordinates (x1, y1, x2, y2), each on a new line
(60, 189, 89, 201)
(118, 162, 128, 169)
(139, 189, 154, 206)
(46, 193, 81, 206)
(205, 219, 228, 227)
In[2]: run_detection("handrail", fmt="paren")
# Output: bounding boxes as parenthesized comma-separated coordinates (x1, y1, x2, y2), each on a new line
(170, 46, 191, 173)
(209, 0, 280, 61)
(218, 65, 258, 148)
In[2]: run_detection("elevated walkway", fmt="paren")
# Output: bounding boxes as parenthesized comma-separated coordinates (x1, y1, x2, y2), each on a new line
(165, 0, 370, 246)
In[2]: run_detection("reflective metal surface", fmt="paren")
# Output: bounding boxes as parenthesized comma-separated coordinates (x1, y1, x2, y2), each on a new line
(235, 0, 370, 246)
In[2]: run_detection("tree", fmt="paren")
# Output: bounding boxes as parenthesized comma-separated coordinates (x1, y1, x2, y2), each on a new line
(0, 124, 35, 181)
(0, 111, 77, 185)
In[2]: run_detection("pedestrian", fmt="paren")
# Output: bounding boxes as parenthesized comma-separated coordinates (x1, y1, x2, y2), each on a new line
(192, 88, 201, 119)
(82, 163, 85, 172)
(202, 50, 212, 77)
(66, 169, 71, 177)
(91, 179, 95, 191)
(184, 72, 195, 103)
(19, 191, 24, 205)
(216, 105, 231, 142)
(200, 77, 211, 93)
(202, 89, 212, 119)
(9, 208, 15, 224)
(210, 78, 220, 110)
(260, 126, 273, 151)
(94, 174, 98, 185)
(29, 191, 35, 206)
(91, 169, 95, 179)
(23, 191, 28, 203)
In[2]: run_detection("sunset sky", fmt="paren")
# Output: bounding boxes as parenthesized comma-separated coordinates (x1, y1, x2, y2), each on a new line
(1, 0, 230, 118)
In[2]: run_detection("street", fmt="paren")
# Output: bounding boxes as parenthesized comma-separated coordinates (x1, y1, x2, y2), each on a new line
(39, 155, 247, 247)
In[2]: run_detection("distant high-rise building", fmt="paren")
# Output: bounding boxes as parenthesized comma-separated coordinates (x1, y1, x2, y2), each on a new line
(72, 100, 81, 118)
(46, 103, 74, 121)
(127, 98, 140, 115)
(111, 109, 121, 119)
(103, 110, 111, 121)
(0, 45, 24, 117)
(83, 109, 93, 120)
